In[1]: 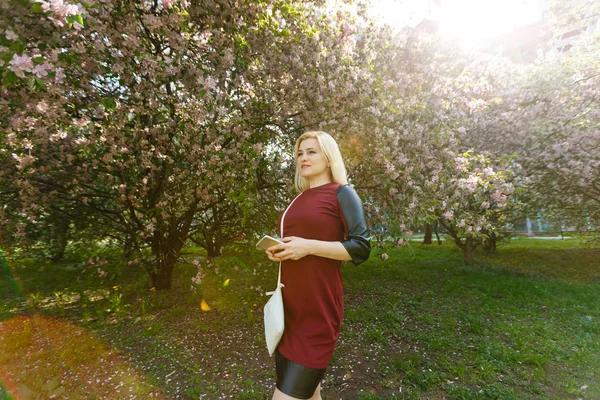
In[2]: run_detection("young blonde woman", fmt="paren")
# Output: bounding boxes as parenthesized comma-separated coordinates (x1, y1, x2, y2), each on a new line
(265, 131, 371, 400)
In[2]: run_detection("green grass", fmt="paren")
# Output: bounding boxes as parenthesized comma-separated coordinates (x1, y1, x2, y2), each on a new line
(340, 241, 600, 399)
(1, 238, 599, 399)
(0, 382, 14, 400)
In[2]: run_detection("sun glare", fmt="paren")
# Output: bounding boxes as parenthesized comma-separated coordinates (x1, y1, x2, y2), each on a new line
(370, 0, 541, 47)
(438, 0, 541, 46)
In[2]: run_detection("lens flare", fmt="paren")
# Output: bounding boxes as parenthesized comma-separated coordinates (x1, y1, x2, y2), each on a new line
(200, 299, 211, 311)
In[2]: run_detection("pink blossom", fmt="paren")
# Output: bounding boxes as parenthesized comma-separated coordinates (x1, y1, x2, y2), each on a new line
(54, 67, 66, 83)
(32, 63, 51, 78)
(459, 175, 480, 192)
(454, 156, 468, 172)
(49, 130, 68, 142)
(74, 137, 89, 146)
(73, 117, 90, 128)
(35, 101, 49, 113)
(482, 167, 494, 178)
(481, 201, 490, 209)
(13, 223, 27, 238)
(191, 272, 203, 284)
(9, 54, 33, 78)
(6, 133, 17, 146)
(491, 190, 505, 203)
(443, 211, 453, 220)
(396, 153, 408, 165)
(41, 0, 80, 19)
(22, 139, 34, 150)
(5, 29, 18, 41)
(201, 76, 217, 90)
(467, 98, 486, 113)
(12, 153, 36, 170)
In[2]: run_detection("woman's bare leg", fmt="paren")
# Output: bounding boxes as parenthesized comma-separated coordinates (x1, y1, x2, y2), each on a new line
(272, 388, 297, 400)
(271, 384, 322, 400)
(308, 383, 322, 400)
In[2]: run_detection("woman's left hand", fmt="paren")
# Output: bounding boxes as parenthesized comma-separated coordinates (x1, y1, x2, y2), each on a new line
(266, 236, 313, 261)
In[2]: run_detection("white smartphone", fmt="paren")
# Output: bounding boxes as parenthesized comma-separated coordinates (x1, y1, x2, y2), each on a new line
(256, 235, 283, 251)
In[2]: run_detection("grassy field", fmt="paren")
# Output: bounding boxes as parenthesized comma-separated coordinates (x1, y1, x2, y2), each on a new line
(1, 236, 599, 399)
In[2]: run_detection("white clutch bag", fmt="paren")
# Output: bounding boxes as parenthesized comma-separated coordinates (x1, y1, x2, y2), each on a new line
(263, 193, 302, 356)
(264, 267, 285, 357)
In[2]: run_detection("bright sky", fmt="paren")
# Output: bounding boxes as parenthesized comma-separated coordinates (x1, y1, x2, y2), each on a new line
(370, 0, 542, 47)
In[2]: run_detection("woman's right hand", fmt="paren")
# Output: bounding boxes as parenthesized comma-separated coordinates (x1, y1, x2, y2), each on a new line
(265, 247, 280, 262)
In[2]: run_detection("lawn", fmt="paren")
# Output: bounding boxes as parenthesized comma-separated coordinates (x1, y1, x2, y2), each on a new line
(1, 236, 599, 399)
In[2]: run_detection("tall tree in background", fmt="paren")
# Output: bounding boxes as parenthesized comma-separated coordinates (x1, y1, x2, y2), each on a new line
(461, 30, 600, 231)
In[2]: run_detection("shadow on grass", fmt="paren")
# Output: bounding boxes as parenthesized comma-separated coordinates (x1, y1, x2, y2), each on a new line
(482, 245, 600, 283)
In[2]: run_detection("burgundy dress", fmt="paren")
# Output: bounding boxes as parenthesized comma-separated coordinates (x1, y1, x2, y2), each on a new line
(276, 183, 370, 369)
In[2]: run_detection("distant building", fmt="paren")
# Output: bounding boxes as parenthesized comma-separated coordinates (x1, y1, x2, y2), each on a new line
(414, 18, 440, 35)
(487, 21, 544, 63)
(409, 0, 599, 63)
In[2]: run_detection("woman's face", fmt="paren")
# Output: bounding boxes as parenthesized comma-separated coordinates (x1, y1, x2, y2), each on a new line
(297, 138, 330, 182)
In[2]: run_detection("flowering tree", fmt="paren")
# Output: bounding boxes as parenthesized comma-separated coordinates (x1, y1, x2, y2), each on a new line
(459, 28, 600, 231)
(1, 0, 383, 288)
(5, 0, 593, 281)
(432, 152, 516, 262)
(518, 36, 600, 228)
(343, 30, 521, 262)
(1, 0, 87, 255)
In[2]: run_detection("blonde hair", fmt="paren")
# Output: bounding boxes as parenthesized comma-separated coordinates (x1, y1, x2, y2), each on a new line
(294, 131, 348, 192)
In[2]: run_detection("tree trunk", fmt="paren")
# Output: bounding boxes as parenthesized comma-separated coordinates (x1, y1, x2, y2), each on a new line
(150, 236, 183, 290)
(49, 217, 70, 262)
(149, 225, 191, 290)
(482, 231, 497, 254)
(206, 241, 222, 259)
(461, 236, 475, 264)
(438, 220, 477, 264)
(188, 234, 224, 259)
(150, 256, 176, 290)
(423, 223, 433, 244)
(434, 220, 442, 245)
(123, 233, 137, 260)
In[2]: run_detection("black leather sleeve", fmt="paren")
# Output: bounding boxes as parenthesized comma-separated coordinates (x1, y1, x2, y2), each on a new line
(337, 185, 371, 265)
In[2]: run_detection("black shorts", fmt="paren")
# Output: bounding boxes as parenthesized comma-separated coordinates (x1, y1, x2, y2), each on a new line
(275, 350, 327, 399)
